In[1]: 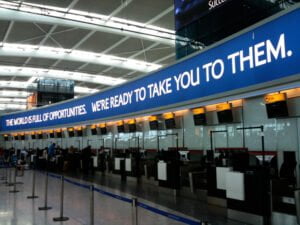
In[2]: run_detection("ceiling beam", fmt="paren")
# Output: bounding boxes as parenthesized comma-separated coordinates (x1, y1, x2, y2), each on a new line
(77, 6, 174, 74)
(0, 7, 175, 46)
(1, 21, 14, 44)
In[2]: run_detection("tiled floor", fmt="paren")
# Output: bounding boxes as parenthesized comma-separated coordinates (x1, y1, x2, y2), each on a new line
(0, 168, 247, 225)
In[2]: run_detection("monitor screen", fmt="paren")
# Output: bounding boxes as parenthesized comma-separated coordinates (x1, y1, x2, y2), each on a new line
(129, 124, 137, 133)
(100, 127, 107, 135)
(56, 132, 62, 138)
(77, 130, 83, 137)
(117, 125, 125, 133)
(193, 113, 207, 125)
(149, 120, 159, 130)
(217, 110, 233, 123)
(165, 118, 176, 129)
(91, 128, 98, 135)
(68, 130, 74, 137)
(174, 0, 233, 30)
(266, 101, 289, 118)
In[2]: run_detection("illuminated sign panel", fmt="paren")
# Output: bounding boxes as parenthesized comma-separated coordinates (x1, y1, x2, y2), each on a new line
(1, 7, 300, 132)
(216, 103, 231, 112)
(264, 93, 286, 104)
(192, 107, 205, 115)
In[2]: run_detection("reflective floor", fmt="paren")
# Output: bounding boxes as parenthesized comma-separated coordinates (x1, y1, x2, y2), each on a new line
(0, 168, 248, 225)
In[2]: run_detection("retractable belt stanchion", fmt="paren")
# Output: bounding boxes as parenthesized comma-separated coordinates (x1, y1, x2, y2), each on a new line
(53, 175, 69, 222)
(3, 166, 8, 184)
(38, 172, 52, 210)
(132, 198, 138, 225)
(27, 168, 38, 199)
(90, 185, 94, 225)
(0, 166, 7, 180)
(9, 166, 19, 193)
(295, 189, 300, 225)
(7, 167, 13, 186)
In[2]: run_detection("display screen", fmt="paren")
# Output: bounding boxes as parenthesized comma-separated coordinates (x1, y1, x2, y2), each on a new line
(76, 130, 83, 137)
(174, 0, 232, 30)
(266, 101, 289, 118)
(217, 110, 233, 123)
(68, 130, 74, 137)
(129, 124, 137, 133)
(117, 125, 125, 133)
(193, 113, 206, 125)
(149, 120, 159, 130)
(100, 127, 107, 135)
(56, 132, 62, 138)
(165, 118, 176, 129)
(91, 128, 97, 135)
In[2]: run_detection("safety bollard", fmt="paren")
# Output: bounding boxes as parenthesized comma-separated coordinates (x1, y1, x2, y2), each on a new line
(53, 175, 69, 222)
(9, 167, 19, 193)
(131, 198, 138, 225)
(90, 185, 94, 225)
(38, 172, 52, 210)
(27, 169, 38, 199)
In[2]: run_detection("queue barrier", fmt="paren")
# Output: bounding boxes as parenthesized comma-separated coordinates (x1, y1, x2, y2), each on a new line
(42, 171, 205, 225)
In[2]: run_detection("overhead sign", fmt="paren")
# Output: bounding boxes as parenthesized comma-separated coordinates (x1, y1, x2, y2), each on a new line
(1, 6, 300, 132)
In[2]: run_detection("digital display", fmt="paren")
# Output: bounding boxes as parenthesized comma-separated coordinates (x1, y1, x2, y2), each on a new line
(266, 101, 289, 118)
(174, 0, 232, 30)
(100, 127, 107, 135)
(91, 128, 97, 135)
(217, 110, 233, 123)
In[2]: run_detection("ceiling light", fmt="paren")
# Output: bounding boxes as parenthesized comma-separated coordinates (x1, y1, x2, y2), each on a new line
(0, 80, 99, 94)
(0, 90, 31, 98)
(0, 1, 176, 45)
(0, 66, 126, 85)
(0, 43, 162, 72)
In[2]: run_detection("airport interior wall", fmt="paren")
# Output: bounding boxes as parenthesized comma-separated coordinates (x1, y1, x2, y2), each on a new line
(3, 91, 300, 159)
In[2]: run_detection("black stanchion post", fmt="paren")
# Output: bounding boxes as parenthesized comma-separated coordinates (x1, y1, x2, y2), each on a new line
(131, 198, 138, 225)
(3, 167, 8, 184)
(7, 167, 13, 186)
(53, 175, 69, 222)
(27, 169, 38, 199)
(9, 167, 19, 193)
(0, 167, 6, 180)
(38, 172, 52, 210)
(90, 185, 94, 225)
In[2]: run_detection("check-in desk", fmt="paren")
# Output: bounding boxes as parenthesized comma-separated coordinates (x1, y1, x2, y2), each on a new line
(226, 167, 270, 225)
(124, 149, 141, 178)
(142, 149, 158, 179)
(157, 160, 180, 190)
(207, 166, 228, 207)
(271, 179, 298, 225)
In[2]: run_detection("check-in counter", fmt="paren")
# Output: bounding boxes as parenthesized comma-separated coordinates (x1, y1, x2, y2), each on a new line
(157, 158, 180, 190)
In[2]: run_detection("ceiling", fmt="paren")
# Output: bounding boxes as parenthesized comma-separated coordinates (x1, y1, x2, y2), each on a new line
(0, 0, 177, 112)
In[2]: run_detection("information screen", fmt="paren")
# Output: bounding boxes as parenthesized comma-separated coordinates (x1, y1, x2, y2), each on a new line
(174, 0, 232, 30)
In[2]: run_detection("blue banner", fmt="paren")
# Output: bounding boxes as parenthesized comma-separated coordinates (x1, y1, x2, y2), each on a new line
(1, 6, 300, 132)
